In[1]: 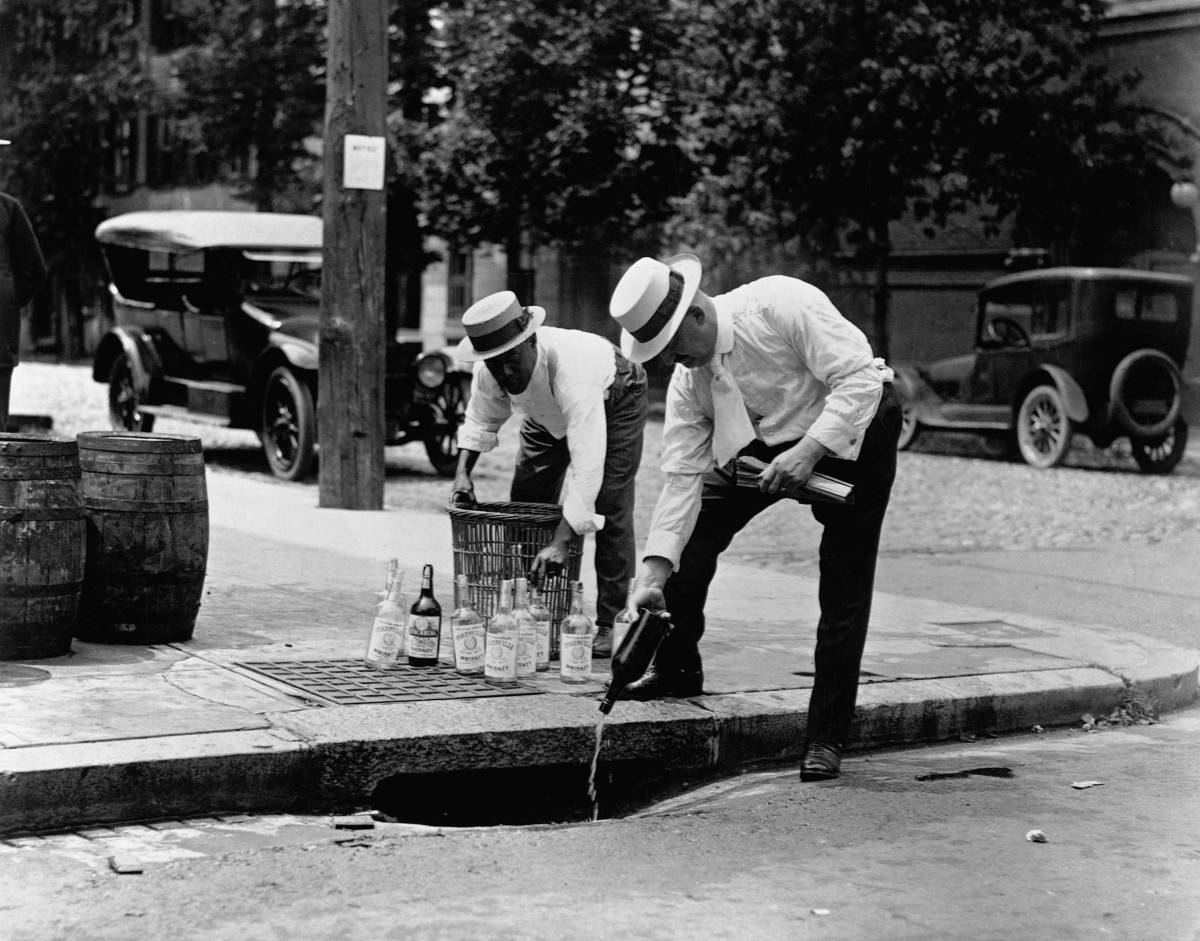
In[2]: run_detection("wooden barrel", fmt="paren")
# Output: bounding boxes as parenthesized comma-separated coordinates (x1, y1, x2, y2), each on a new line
(0, 434, 85, 660)
(76, 432, 209, 645)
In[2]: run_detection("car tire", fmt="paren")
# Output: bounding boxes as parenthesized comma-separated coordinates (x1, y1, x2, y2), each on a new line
(107, 353, 156, 432)
(259, 365, 316, 481)
(1016, 384, 1073, 469)
(896, 385, 919, 451)
(1131, 417, 1189, 475)
(424, 372, 470, 477)
(1109, 349, 1182, 439)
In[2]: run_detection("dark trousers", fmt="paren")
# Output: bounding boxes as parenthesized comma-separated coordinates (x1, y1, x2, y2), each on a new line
(657, 383, 902, 747)
(510, 354, 647, 628)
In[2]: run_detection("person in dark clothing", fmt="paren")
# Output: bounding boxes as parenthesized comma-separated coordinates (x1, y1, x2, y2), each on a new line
(607, 253, 900, 781)
(0, 141, 49, 428)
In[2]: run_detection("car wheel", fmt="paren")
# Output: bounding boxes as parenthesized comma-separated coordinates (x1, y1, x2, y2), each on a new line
(1131, 417, 1189, 475)
(1016, 384, 1073, 469)
(260, 366, 316, 481)
(423, 372, 470, 477)
(1109, 349, 1182, 439)
(896, 386, 919, 451)
(107, 353, 155, 432)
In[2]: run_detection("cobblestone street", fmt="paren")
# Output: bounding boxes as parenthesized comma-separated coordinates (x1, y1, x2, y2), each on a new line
(12, 361, 1200, 572)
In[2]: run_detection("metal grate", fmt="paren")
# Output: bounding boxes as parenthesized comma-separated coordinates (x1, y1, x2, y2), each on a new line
(234, 659, 543, 705)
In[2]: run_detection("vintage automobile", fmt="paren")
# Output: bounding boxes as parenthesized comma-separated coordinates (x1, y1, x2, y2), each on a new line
(893, 266, 1194, 473)
(92, 210, 471, 481)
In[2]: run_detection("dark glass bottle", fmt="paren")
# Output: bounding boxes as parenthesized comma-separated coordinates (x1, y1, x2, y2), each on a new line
(407, 563, 442, 666)
(599, 607, 674, 714)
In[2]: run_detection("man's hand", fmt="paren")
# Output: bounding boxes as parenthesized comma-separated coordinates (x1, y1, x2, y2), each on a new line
(759, 437, 830, 495)
(530, 539, 570, 582)
(449, 473, 476, 508)
(631, 557, 672, 613)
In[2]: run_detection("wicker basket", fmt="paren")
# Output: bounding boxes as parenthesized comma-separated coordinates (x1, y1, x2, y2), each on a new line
(448, 500, 583, 654)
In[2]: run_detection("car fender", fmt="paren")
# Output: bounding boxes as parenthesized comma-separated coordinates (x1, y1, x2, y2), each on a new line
(268, 331, 318, 371)
(890, 363, 936, 421)
(1028, 365, 1090, 424)
(92, 327, 162, 395)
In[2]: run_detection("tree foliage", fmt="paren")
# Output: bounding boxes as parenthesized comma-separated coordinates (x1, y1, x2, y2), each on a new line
(0, 0, 154, 355)
(170, 0, 326, 212)
(419, 0, 694, 286)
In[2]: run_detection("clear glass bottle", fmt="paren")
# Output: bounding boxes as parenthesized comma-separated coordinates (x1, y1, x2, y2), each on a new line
(529, 583, 552, 672)
(484, 578, 519, 686)
(438, 572, 460, 667)
(559, 579, 594, 684)
(364, 568, 406, 669)
(513, 577, 537, 677)
(407, 563, 442, 667)
(610, 578, 637, 661)
(450, 574, 485, 675)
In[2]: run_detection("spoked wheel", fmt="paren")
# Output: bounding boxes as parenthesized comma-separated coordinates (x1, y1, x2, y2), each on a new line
(107, 353, 155, 432)
(1131, 417, 1189, 475)
(1016, 384, 1072, 469)
(259, 365, 316, 481)
(424, 372, 471, 477)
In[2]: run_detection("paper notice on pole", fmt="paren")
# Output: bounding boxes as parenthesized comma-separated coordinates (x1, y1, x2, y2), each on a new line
(342, 134, 386, 190)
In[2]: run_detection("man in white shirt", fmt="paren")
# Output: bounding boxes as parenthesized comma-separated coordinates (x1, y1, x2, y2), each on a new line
(451, 291, 648, 656)
(607, 254, 901, 781)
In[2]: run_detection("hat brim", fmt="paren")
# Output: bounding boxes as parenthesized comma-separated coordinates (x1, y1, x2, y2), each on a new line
(455, 305, 546, 363)
(619, 253, 702, 364)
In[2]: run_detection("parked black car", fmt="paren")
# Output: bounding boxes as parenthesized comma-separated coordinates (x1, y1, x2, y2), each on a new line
(893, 267, 1194, 473)
(93, 211, 470, 480)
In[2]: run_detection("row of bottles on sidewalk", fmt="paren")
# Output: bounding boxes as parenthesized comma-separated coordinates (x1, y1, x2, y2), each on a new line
(364, 558, 612, 685)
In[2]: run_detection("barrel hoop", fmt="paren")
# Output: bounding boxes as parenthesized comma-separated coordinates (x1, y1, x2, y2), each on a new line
(76, 432, 203, 454)
(81, 497, 209, 513)
(79, 460, 207, 477)
(0, 582, 84, 599)
(0, 466, 81, 481)
(0, 437, 79, 457)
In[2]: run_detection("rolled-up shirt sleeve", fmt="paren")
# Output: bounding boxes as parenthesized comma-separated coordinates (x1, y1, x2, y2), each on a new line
(556, 373, 608, 535)
(766, 289, 883, 460)
(642, 368, 713, 570)
(457, 364, 511, 454)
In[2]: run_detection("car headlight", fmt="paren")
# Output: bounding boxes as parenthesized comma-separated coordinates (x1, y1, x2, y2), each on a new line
(416, 354, 446, 389)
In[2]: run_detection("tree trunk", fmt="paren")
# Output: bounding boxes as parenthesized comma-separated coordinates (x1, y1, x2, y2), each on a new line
(318, 0, 388, 509)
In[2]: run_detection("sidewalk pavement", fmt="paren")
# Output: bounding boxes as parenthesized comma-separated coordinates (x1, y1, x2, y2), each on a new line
(0, 471, 1196, 836)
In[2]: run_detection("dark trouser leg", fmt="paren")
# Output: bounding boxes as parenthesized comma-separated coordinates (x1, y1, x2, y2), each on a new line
(0, 367, 11, 428)
(510, 420, 567, 505)
(803, 385, 901, 746)
(656, 476, 776, 674)
(592, 375, 647, 627)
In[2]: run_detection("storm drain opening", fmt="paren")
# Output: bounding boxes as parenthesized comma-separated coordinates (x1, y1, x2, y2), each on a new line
(370, 758, 701, 827)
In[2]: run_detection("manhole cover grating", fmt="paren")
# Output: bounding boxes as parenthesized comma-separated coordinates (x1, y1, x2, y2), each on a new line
(235, 659, 543, 705)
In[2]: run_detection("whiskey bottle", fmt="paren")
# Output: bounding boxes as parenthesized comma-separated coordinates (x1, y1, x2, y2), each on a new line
(364, 568, 406, 669)
(559, 580, 594, 685)
(513, 577, 537, 677)
(484, 578, 519, 686)
(407, 563, 442, 667)
(529, 583, 552, 671)
(450, 574, 485, 675)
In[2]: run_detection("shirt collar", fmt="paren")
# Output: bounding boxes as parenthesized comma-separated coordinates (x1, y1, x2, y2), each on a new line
(710, 296, 734, 368)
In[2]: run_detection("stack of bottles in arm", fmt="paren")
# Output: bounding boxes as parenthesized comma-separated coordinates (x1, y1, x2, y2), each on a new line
(362, 560, 602, 685)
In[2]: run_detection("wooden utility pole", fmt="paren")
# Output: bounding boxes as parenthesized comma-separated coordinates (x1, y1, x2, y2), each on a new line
(319, 0, 388, 509)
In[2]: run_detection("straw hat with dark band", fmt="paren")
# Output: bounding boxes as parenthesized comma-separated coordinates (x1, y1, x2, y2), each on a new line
(455, 291, 547, 363)
(608, 253, 702, 364)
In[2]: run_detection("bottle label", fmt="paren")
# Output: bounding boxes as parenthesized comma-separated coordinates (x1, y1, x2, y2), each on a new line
(407, 615, 441, 659)
(559, 633, 593, 679)
(534, 617, 551, 667)
(516, 619, 537, 676)
(365, 615, 405, 665)
(452, 620, 485, 671)
(485, 631, 518, 680)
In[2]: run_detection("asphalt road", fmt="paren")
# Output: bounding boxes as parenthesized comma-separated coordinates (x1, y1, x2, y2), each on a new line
(2, 708, 1197, 941)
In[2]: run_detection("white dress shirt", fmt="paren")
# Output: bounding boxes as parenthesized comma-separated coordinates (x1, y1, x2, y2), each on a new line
(644, 275, 890, 568)
(459, 326, 617, 536)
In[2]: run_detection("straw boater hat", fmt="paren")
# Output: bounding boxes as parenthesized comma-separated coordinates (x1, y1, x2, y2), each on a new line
(455, 291, 546, 363)
(608, 253, 702, 364)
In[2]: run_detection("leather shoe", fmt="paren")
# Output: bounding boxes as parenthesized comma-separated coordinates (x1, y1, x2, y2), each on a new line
(609, 665, 703, 701)
(592, 624, 613, 658)
(800, 742, 842, 781)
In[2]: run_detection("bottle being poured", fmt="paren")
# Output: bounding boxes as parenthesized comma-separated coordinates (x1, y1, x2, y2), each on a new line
(598, 591, 674, 715)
